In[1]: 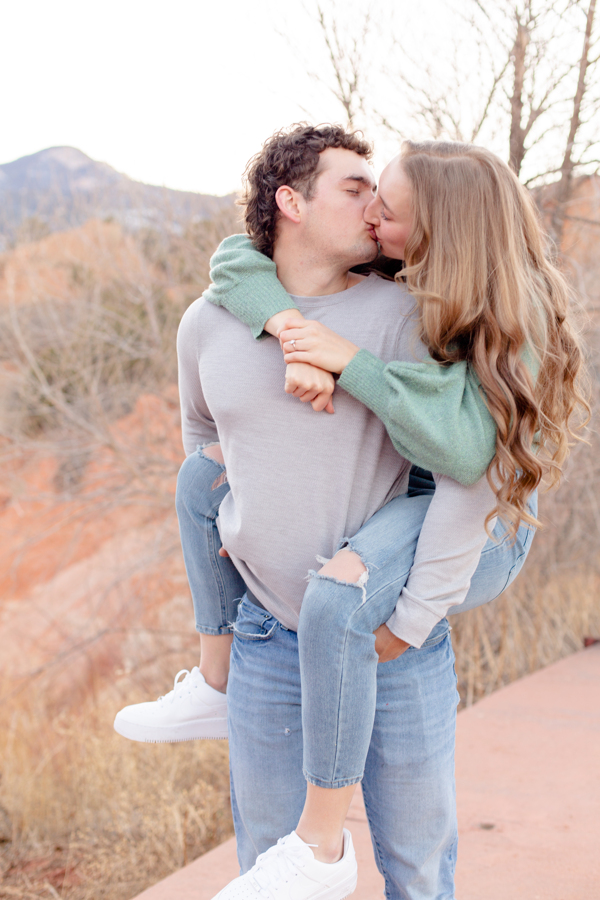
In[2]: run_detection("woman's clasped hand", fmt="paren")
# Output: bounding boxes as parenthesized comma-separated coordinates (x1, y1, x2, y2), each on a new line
(280, 319, 360, 375)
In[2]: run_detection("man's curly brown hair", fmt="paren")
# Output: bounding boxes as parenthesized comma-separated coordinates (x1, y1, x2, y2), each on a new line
(240, 123, 372, 258)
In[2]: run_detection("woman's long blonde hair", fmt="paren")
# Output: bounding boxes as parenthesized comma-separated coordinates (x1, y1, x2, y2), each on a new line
(398, 140, 589, 535)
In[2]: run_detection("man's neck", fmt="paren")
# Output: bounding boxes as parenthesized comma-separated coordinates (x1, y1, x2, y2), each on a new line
(272, 244, 354, 298)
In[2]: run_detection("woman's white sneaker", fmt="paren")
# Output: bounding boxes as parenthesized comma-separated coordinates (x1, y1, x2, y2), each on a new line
(213, 829, 357, 900)
(113, 667, 228, 742)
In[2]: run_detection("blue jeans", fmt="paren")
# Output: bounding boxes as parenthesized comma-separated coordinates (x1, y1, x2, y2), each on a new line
(176, 449, 536, 896)
(176, 449, 246, 634)
(298, 488, 535, 789)
(229, 601, 458, 899)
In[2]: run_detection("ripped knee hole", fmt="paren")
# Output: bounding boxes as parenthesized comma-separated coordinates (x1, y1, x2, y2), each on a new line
(317, 548, 367, 584)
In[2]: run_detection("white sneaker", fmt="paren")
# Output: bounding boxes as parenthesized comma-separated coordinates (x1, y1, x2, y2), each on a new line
(213, 829, 357, 900)
(113, 667, 228, 742)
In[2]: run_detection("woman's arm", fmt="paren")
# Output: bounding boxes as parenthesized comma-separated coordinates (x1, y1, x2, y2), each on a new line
(205, 235, 497, 485)
(339, 352, 496, 485)
(280, 319, 496, 485)
(206, 234, 336, 411)
(205, 233, 301, 339)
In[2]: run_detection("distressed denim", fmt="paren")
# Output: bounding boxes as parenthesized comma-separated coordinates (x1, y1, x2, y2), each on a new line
(175, 448, 246, 634)
(298, 490, 536, 788)
(176, 449, 536, 897)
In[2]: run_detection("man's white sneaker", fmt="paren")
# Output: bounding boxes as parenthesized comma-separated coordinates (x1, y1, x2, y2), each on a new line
(113, 667, 228, 742)
(213, 829, 357, 900)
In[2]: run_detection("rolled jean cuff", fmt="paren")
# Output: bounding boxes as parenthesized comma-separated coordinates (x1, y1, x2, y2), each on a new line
(195, 622, 234, 636)
(303, 769, 363, 790)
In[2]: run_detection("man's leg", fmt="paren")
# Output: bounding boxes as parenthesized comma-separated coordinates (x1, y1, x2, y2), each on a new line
(362, 626, 459, 900)
(227, 595, 307, 872)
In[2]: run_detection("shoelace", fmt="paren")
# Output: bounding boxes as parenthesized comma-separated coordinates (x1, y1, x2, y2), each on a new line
(156, 669, 198, 707)
(247, 836, 317, 898)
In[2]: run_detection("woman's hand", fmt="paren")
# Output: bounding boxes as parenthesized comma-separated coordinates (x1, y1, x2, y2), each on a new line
(279, 319, 360, 375)
(374, 624, 410, 663)
(285, 362, 335, 413)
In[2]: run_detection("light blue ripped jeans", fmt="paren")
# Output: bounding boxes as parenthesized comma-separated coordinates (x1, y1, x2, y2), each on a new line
(176, 448, 536, 897)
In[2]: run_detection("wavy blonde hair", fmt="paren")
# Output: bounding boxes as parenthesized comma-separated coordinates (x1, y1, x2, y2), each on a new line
(398, 140, 589, 535)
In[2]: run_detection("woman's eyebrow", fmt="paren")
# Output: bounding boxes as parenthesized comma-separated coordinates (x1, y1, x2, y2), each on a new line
(377, 191, 391, 211)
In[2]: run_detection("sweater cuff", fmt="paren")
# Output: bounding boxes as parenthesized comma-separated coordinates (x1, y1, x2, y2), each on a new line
(337, 349, 388, 418)
(205, 276, 299, 340)
(385, 589, 443, 649)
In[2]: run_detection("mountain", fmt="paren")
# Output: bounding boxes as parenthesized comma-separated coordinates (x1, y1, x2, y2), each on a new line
(0, 147, 235, 244)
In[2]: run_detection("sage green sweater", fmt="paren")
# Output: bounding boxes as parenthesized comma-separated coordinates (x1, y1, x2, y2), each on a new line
(204, 233, 497, 486)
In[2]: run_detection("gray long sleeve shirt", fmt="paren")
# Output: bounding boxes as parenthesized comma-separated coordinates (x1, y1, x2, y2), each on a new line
(177, 274, 495, 645)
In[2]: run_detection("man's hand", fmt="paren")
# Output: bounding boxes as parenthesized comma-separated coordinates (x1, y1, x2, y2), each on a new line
(280, 319, 360, 374)
(374, 624, 411, 663)
(285, 362, 335, 414)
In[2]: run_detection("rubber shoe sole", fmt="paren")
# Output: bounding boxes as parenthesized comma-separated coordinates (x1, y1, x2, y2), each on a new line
(215, 872, 356, 900)
(113, 715, 228, 743)
(306, 872, 357, 899)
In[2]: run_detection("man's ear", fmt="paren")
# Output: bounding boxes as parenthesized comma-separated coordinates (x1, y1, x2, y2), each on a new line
(275, 185, 303, 224)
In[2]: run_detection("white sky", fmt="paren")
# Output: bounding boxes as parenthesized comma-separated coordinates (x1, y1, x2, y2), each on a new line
(2, 1, 590, 196)
(1, 0, 453, 196)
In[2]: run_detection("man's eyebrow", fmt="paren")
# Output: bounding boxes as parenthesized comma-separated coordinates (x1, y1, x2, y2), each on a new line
(340, 174, 377, 188)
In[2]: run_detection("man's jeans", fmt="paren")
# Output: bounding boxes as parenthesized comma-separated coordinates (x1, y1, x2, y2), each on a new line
(176, 449, 536, 898)
(229, 600, 458, 899)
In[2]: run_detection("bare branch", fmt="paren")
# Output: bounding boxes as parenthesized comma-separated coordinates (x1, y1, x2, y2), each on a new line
(551, 0, 598, 244)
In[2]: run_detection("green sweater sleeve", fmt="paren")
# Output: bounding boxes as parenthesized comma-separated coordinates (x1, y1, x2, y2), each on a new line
(204, 233, 299, 339)
(338, 350, 497, 485)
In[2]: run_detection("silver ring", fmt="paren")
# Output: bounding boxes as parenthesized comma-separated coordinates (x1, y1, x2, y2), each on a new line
(290, 339, 297, 349)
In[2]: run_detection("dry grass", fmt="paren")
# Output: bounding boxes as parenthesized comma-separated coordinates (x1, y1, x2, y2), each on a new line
(451, 565, 600, 707)
(0, 688, 232, 900)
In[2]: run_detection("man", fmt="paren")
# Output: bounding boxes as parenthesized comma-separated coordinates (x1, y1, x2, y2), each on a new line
(177, 125, 461, 899)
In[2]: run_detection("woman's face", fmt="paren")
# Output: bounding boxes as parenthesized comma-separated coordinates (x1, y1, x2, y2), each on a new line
(364, 156, 414, 260)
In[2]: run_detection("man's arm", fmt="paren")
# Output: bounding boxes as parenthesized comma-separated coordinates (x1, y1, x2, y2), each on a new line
(177, 301, 220, 456)
(385, 473, 497, 648)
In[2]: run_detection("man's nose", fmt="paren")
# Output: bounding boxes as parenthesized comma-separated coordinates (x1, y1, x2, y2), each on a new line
(364, 198, 378, 224)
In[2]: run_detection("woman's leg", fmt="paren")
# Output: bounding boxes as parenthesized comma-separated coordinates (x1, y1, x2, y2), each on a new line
(175, 445, 247, 690)
(113, 446, 246, 743)
(295, 490, 537, 862)
(295, 493, 432, 860)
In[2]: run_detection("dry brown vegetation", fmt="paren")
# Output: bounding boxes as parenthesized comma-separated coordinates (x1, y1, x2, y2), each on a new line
(0, 181, 598, 898)
(0, 700, 231, 900)
(0, 210, 242, 899)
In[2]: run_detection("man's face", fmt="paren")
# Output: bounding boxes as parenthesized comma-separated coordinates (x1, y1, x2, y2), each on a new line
(301, 148, 378, 268)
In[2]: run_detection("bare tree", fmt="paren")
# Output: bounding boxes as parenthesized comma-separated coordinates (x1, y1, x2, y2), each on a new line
(312, 1, 374, 128)
(300, 0, 599, 202)
(550, 0, 598, 244)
